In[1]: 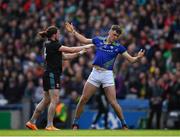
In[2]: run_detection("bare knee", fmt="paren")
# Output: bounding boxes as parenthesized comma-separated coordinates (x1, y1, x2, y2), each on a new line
(44, 98, 50, 106)
(42, 95, 50, 105)
(50, 95, 59, 105)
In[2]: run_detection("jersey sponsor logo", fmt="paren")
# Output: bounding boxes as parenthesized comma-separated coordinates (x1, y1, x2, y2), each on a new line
(99, 48, 114, 53)
(99, 46, 115, 53)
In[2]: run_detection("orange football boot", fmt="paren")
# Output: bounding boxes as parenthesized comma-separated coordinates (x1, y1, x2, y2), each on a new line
(45, 125, 60, 131)
(26, 121, 38, 130)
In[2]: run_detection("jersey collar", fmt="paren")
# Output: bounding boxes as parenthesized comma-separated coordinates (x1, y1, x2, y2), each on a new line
(104, 38, 118, 46)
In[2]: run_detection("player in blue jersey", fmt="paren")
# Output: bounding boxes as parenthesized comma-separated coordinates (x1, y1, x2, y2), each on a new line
(65, 23, 145, 129)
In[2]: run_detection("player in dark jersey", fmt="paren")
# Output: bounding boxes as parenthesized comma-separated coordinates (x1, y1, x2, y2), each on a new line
(65, 23, 145, 129)
(26, 26, 93, 131)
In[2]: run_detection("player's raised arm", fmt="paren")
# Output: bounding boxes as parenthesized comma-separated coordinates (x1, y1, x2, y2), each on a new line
(65, 22, 92, 44)
(62, 49, 86, 60)
(122, 49, 145, 63)
(59, 44, 94, 53)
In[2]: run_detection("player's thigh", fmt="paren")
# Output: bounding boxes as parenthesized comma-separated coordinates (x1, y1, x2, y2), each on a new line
(102, 71, 115, 88)
(82, 81, 97, 99)
(87, 69, 101, 88)
(49, 89, 59, 101)
(104, 86, 117, 102)
(43, 91, 50, 100)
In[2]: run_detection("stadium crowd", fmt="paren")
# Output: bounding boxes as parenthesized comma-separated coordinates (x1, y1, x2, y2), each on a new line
(0, 0, 179, 129)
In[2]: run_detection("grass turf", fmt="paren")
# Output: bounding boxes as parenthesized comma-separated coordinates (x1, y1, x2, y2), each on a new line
(0, 130, 179, 136)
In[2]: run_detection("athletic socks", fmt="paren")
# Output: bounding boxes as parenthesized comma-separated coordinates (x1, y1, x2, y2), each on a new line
(120, 119, 127, 126)
(30, 119, 36, 124)
(73, 117, 79, 125)
(46, 122, 53, 127)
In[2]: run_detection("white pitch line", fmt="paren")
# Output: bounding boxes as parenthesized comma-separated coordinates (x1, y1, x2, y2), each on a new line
(1, 136, 180, 137)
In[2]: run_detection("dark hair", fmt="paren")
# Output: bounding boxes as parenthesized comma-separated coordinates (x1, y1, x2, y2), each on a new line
(111, 25, 122, 35)
(38, 26, 58, 38)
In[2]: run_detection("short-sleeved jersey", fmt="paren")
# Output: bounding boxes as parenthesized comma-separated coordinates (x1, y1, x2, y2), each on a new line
(43, 39, 62, 73)
(92, 36, 126, 70)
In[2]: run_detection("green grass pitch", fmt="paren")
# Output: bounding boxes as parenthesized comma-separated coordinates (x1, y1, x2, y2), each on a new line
(0, 130, 180, 136)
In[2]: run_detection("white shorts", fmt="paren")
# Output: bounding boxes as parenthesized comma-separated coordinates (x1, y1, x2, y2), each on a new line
(87, 67, 115, 88)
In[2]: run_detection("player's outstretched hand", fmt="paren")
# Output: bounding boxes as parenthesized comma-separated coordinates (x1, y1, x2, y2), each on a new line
(65, 22, 74, 33)
(137, 49, 145, 58)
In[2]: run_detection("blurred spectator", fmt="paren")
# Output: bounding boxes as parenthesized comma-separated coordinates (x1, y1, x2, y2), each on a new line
(147, 78, 163, 129)
(115, 73, 127, 99)
(138, 72, 149, 99)
(168, 68, 180, 111)
(91, 86, 109, 129)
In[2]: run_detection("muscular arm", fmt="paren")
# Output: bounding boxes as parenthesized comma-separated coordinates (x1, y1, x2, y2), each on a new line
(62, 53, 79, 60)
(73, 31, 92, 44)
(59, 44, 94, 53)
(65, 22, 92, 44)
(122, 49, 145, 63)
(62, 49, 86, 60)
